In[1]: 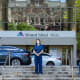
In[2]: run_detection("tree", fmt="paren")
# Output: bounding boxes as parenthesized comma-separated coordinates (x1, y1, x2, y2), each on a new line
(75, 0, 80, 32)
(77, 33, 80, 53)
(74, 0, 80, 53)
(16, 23, 36, 31)
(66, 0, 75, 30)
(2, 0, 9, 30)
(0, 0, 2, 30)
(8, 23, 16, 30)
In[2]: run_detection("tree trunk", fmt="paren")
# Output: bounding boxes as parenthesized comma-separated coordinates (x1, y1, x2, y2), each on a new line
(66, 0, 74, 31)
(2, 0, 9, 30)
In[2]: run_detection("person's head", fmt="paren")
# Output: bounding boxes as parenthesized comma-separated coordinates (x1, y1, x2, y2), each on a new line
(45, 25, 48, 30)
(36, 39, 41, 45)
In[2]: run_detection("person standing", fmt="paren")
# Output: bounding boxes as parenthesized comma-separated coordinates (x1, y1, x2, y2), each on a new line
(33, 39, 44, 74)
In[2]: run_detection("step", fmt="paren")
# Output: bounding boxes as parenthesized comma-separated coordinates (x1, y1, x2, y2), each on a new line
(0, 66, 79, 80)
(1, 76, 80, 80)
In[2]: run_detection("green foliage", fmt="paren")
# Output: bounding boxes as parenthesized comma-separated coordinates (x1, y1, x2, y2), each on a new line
(75, 0, 80, 22)
(74, 0, 80, 52)
(63, 11, 68, 20)
(75, 0, 80, 7)
(8, 22, 36, 31)
(28, 47, 33, 52)
(16, 23, 36, 31)
(8, 23, 15, 30)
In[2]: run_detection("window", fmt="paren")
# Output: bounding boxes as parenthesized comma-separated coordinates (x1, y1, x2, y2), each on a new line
(31, 17, 34, 24)
(16, 0, 26, 1)
(40, 18, 44, 25)
(35, 0, 39, 5)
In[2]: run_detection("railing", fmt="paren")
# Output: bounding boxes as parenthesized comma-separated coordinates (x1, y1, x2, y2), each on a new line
(72, 66, 74, 80)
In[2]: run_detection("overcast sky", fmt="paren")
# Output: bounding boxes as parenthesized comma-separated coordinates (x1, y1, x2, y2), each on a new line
(49, 0, 66, 2)
(17, 0, 66, 2)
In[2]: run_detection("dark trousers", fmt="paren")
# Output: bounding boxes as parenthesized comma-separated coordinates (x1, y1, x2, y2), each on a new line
(35, 56, 42, 74)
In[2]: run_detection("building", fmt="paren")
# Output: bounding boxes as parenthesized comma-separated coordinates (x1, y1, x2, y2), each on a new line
(0, 0, 76, 66)
(0, 31, 76, 66)
(8, 0, 66, 30)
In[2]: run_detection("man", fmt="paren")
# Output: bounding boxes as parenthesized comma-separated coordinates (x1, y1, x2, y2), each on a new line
(33, 39, 44, 74)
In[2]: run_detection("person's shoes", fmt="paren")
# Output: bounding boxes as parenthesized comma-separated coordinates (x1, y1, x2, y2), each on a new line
(39, 72, 43, 74)
(35, 72, 39, 74)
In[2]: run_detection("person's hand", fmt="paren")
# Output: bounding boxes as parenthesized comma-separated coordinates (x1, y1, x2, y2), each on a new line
(36, 54, 39, 56)
(37, 54, 40, 56)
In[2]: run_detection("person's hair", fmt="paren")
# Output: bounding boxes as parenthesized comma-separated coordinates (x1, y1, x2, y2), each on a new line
(36, 39, 41, 44)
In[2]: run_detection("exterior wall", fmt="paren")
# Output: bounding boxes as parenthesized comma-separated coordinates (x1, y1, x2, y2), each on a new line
(49, 46, 62, 58)
(8, 0, 64, 30)
(0, 37, 76, 46)
(0, 31, 76, 46)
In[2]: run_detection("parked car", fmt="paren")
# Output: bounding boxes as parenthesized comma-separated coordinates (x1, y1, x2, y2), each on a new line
(0, 46, 31, 65)
(30, 53, 62, 66)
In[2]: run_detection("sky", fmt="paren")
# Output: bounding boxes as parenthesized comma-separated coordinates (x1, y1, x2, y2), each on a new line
(17, 0, 66, 2)
(62, 0, 66, 2)
(49, 0, 66, 2)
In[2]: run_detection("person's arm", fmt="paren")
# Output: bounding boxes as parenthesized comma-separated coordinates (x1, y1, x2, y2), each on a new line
(33, 50, 38, 56)
(38, 45, 44, 56)
(38, 50, 44, 56)
(33, 46, 38, 56)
